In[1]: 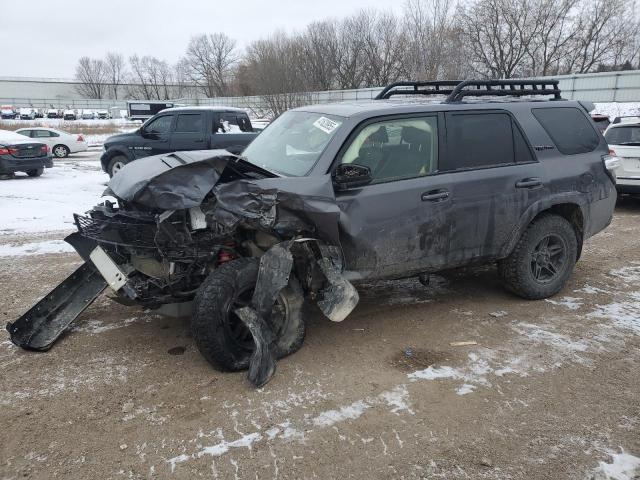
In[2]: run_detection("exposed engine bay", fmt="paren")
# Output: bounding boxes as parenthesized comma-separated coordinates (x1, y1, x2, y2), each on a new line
(7, 150, 359, 387)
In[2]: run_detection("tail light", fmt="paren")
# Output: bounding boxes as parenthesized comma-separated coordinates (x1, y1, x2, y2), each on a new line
(0, 147, 9, 155)
(8, 147, 19, 155)
(41, 145, 48, 154)
(602, 149, 621, 183)
(77, 135, 84, 142)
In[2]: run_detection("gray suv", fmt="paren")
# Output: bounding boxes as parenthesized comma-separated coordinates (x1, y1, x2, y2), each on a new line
(8, 80, 618, 387)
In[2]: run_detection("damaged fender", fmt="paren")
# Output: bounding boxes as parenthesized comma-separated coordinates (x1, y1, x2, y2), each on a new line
(235, 239, 359, 387)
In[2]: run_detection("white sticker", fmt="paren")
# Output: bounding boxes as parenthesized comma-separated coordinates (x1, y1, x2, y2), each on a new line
(312, 116, 340, 134)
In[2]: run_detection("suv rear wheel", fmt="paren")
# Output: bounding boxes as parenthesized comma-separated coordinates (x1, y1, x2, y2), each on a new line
(192, 258, 305, 372)
(498, 213, 578, 299)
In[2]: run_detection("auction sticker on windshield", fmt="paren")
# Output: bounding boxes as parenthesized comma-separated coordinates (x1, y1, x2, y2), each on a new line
(313, 116, 340, 134)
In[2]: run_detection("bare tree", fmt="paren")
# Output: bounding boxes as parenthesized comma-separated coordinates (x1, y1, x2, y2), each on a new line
(334, 11, 370, 89)
(74, 56, 107, 98)
(460, 0, 536, 78)
(403, 0, 460, 80)
(127, 55, 174, 100)
(104, 52, 126, 99)
(183, 33, 238, 97)
(563, 0, 638, 73)
(243, 32, 312, 116)
(361, 11, 407, 86)
(300, 20, 339, 90)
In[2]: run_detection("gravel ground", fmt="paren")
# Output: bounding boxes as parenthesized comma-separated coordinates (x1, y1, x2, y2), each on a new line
(0, 168, 639, 479)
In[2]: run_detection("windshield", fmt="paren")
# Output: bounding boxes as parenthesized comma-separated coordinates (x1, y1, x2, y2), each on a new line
(242, 111, 344, 176)
(605, 125, 640, 146)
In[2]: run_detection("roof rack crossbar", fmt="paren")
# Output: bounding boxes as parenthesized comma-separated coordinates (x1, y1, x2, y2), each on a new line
(445, 79, 561, 102)
(375, 81, 464, 99)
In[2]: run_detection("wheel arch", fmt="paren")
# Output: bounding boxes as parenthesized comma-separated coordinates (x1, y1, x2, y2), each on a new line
(100, 147, 131, 172)
(501, 198, 586, 261)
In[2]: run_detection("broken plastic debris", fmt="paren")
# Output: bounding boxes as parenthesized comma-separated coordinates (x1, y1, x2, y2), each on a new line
(449, 341, 478, 347)
(489, 311, 508, 318)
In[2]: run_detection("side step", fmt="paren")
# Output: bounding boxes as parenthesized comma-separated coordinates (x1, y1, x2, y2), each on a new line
(6, 262, 107, 351)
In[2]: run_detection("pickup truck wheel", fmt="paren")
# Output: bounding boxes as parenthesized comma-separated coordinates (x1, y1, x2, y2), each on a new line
(27, 168, 44, 177)
(192, 257, 305, 372)
(107, 156, 128, 177)
(498, 213, 577, 299)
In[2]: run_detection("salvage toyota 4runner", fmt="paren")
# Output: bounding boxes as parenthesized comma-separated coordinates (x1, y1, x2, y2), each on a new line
(8, 80, 619, 387)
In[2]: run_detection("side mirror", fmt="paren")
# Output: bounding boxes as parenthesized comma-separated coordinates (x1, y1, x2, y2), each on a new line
(332, 163, 372, 190)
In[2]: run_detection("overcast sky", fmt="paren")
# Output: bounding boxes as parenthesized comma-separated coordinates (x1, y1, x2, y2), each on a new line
(1, 0, 404, 78)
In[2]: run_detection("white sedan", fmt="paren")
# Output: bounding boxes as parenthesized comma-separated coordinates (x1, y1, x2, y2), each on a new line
(15, 127, 88, 158)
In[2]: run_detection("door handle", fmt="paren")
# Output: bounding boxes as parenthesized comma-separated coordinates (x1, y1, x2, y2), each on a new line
(515, 177, 542, 189)
(421, 190, 449, 202)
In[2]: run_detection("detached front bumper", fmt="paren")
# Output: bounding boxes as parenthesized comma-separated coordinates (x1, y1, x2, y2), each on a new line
(0, 155, 48, 174)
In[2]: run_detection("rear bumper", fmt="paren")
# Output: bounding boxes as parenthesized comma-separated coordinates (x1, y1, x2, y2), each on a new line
(0, 156, 48, 174)
(616, 177, 640, 194)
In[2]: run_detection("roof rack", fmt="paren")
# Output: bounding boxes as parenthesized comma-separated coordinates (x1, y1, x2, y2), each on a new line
(445, 79, 562, 102)
(375, 81, 464, 100)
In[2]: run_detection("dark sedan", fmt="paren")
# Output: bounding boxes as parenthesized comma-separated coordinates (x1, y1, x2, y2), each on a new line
(0, 129, 53, 178)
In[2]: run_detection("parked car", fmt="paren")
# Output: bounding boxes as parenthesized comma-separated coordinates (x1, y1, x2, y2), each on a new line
(96, 110, 109, 119)
(19, 108, 36, 120)
(15, 127, 88, 158)
(81, 109, 96, 120)
(8, 80, 618, 388)
(100, 106, 259, 176)
(591, 113, 610, 133)
(1, 106, 16, 119)
(34, 109, 44, 119)
(63, 110, 77, 121)
(0, 129, 52, 178)
(47, 109, 59, 119)
(604, 116, 640, 194)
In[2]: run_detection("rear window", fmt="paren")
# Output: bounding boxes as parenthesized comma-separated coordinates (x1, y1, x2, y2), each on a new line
(604, 125, 640, 146)
(175, 114, 203, 133)
(532, 107, 599, 155)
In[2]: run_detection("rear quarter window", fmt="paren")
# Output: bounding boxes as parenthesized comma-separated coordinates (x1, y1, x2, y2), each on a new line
(532, 107, 600, 155)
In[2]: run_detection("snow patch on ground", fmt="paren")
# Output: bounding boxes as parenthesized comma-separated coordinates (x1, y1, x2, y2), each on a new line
(0, 162, 109, 235)
(608, 264, 640, 284)
(591, 449, 640, 480)
(71, 317, 141, 335)
(588, 292, 640, 335)
(168, 432, 262, 472)
(545, 296, 583, 310)
(0, 239, 75, 256)
(312, 400, 371, 427)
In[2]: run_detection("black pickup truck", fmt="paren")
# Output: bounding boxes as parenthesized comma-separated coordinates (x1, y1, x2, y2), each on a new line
(101, 106, 260, 176)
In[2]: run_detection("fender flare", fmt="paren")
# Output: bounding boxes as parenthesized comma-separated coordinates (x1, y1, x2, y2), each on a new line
(499, 194, 588, 259)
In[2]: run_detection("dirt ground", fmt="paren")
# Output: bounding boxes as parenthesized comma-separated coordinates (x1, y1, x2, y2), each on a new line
(1, 198, 639, 480)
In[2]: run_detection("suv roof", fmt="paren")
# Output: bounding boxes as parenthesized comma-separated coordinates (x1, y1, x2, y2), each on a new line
(296, 79, 578, 118)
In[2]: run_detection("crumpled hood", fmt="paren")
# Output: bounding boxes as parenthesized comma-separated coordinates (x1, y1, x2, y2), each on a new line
(107, 150, 245, 210)
(106, 149, 342, 246)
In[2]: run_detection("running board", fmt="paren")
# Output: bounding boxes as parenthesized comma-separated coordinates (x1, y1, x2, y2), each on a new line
(6, 262, 107, 351)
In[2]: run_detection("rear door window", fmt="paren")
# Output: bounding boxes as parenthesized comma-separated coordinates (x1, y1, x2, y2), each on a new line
(441, 112, 516, 171)
(174, 114, 203, 133)
(33, 130, 52, 138)
(19, 130, 33, 137)
(532, 107, 599, 154)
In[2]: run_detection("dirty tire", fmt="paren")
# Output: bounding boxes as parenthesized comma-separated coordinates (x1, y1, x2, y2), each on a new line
(107, 155, 128, 177)
(498, 213, 578, 300)
(27, 168, 44, 177)
(192, 258, 305, 372)
(52, 144, 69, 158)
